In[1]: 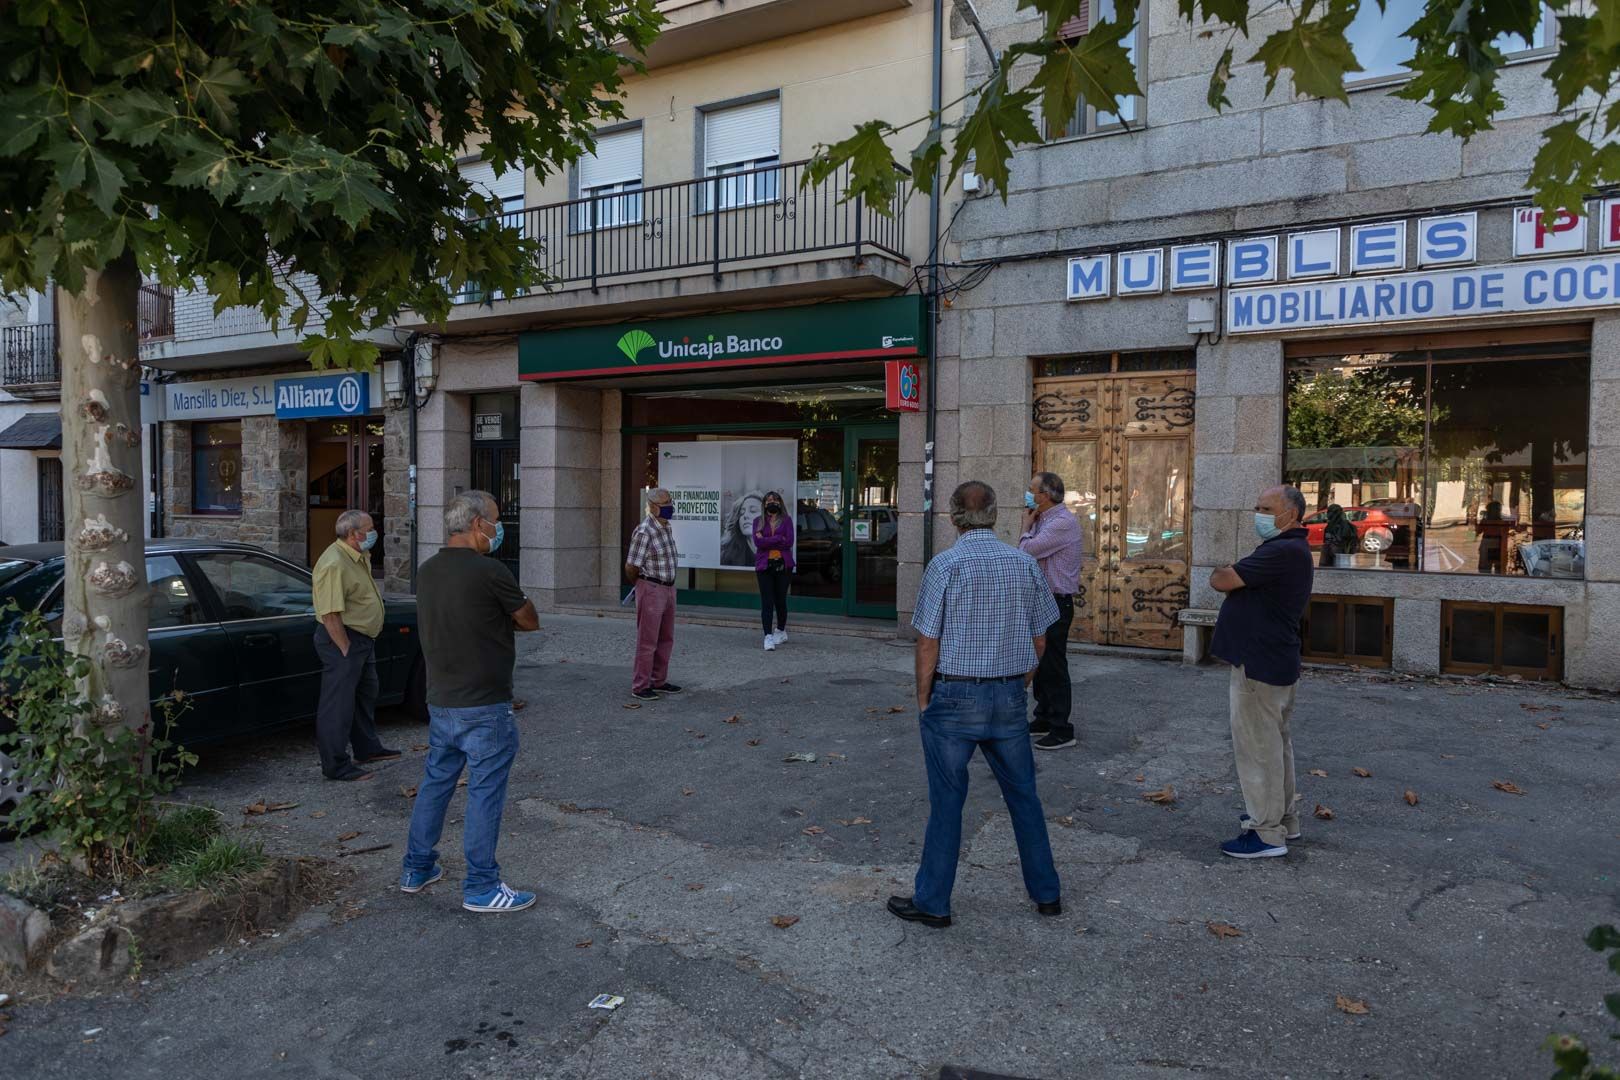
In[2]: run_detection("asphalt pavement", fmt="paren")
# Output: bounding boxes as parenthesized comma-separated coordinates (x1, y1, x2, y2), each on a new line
(1, 612, 1616, 1079)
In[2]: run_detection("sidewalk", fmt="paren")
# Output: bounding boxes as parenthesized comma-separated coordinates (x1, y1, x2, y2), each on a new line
(2, 613, 1614, 1079)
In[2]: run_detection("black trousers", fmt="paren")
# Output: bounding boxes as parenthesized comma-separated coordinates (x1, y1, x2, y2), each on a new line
(757, 563, 790, 635)
(313, 625, 384, 778)
(1031, 594, 1075, 740)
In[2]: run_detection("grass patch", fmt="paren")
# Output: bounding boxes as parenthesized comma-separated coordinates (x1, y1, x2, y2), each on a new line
(1, 857, 88, 915)
(143, 803, 223, 864)
(150, 835, 268, 895)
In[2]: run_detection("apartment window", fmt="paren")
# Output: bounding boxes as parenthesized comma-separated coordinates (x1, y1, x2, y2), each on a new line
(575, 125, 644, 230)
(1300, 595, 1392, 668)
(1442, 601, 1563, 680)
(702, 97, 780, 209)
(192, 421, 242, 515)
(1284, 327, 1589, 578)
(1347, 1, 1555, 84)
(459, 159, 527, 302)
(1046, 0, 1142, 140)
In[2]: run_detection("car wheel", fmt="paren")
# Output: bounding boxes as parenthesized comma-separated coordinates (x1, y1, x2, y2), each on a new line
(1362, 527, 1394, 554)
(405, 655, 429, 724)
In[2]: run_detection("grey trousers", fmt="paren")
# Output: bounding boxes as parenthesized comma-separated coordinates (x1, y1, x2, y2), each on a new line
(1228, 663, 1299, 847)
(314, 625, 385, 778)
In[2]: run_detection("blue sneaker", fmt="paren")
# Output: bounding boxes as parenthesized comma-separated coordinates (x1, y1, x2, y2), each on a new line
(1221, 831, 1288, 859)
(399, 864, 443, 893)
(463, 883, 537, 913)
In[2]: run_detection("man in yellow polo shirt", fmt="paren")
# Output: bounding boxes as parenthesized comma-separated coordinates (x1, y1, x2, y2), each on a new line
(312, 509, 399, 781)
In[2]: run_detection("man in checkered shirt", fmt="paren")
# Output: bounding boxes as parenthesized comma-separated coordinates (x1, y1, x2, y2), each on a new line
(624, 487, 684, 701)
(886, 480, 1064, 929)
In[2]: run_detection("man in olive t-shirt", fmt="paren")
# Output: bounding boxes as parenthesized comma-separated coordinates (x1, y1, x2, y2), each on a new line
(400, 490, 541, 913)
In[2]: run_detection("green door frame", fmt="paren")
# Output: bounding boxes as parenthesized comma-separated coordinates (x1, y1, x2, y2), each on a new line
(842, 423, 900, 619)
(622, 415, 899, 619)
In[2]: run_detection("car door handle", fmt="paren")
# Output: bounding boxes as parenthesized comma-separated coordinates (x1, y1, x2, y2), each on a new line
(241, 632, 278, 648)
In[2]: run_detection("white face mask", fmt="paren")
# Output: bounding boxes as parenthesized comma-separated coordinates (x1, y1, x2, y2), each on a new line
(1254, 512, 1281, 540)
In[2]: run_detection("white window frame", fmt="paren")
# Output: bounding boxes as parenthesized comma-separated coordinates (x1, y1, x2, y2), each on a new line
(575, 125, 645, 232)
(700, 95, 782, 211)
(457, 159, 527, 302)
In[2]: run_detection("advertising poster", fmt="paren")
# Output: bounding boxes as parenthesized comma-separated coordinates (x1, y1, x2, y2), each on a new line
(655, 440, 799, 570)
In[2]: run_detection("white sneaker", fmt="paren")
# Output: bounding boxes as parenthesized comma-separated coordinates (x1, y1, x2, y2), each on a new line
(764, 635, 776, 651)
(772, 629, 787, 646)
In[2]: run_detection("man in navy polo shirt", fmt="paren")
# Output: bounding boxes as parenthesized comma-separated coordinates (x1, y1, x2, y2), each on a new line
(1209, 484, 1314, 859)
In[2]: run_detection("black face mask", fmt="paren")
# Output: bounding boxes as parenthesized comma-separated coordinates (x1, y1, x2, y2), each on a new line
(764, 502, 783, 514)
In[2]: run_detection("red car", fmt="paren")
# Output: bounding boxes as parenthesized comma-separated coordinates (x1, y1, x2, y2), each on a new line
(1302, 506, 1398, 553)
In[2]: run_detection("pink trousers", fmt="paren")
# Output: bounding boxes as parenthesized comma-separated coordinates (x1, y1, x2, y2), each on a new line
(632, 581, 676, 692)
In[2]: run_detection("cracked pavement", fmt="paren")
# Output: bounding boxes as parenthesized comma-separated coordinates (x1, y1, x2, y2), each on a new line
(2, 613, 1616, 1079)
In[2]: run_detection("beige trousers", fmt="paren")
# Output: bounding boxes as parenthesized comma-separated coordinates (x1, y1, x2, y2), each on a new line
(1228, 664, 1299, 847)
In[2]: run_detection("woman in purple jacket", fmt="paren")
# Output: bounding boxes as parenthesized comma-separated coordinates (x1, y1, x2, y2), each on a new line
(752, 490, 795, 651)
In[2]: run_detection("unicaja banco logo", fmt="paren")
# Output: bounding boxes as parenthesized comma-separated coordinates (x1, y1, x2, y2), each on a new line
(617, 330, 656, 364)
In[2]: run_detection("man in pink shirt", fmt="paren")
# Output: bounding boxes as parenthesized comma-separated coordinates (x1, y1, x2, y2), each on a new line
(1019, 472, 1084, 751)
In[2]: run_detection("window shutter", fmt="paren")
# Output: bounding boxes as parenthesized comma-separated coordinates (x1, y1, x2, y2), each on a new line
(578, 127, 644, 190)
(1057, 0, 1089, 40)
(460, 160, 525, 203)
(703, 98, 781, 168)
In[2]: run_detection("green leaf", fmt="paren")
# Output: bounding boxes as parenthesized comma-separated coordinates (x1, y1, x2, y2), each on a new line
(170, 146, 242, 204)
(805, 120, 900, 207)
(45, 141, 128, 213)
(1208, 46, 1236, 111)
(1252, 4, 1363, 101)
(310, 162, 397, 228)
(1029, 24, 1142, 136)
(190, 56, 253, 133)
(102, 89, 176, 148)
(237, 166, 305, 209)
(0, 86, 61, 155)
(950, 79, 1042, 198)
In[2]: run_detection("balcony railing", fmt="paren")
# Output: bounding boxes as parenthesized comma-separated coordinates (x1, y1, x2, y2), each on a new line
(456, 158, 909, 303)
(1, 322, 58, 389)
(2, 284, 176, 393)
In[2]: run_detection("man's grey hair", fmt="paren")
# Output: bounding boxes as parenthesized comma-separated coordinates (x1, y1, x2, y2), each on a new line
(948, 481, 997, 530)
(1279, 484, 1307, 522)
(445, 489, 498, 536)
(1032, 471, 1065, 502)
(646, 487, 670, 506)
(334, 509, 370, 539)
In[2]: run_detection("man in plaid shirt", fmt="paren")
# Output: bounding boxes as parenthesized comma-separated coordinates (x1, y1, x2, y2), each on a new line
(625, 487, 684, 701)
(887, 480, 1063, 929)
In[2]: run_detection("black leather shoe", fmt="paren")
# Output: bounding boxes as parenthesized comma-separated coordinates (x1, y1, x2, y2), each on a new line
(1037, 899, 1062, 917)
(886, 895, 951, 928)
(358, 748, 402, 763)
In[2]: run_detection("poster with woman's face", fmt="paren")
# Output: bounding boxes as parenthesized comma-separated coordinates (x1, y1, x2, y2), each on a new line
(657, 439, 798, 570)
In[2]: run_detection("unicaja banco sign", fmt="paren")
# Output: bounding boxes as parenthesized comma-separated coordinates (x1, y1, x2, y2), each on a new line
(522, 296, 925, 381)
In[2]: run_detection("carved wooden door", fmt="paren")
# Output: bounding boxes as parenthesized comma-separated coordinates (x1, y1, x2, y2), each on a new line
(1033, 372, 1195, 650)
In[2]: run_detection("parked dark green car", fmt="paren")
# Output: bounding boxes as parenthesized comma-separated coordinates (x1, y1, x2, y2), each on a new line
(0, 539, 426, 818)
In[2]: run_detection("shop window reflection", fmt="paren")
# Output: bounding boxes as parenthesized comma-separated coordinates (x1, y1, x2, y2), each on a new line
(1284, 339, 1588, 579)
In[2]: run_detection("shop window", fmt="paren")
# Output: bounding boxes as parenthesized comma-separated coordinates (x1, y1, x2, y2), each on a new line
(1301, 594, 1392, 668)
(1045, 0, 1143, 140)
(1036, 350, 1195, 378)
(192, 421, 242, 515)
(1441, 600, 1562, 680)
(1285, 328, 1588, 578)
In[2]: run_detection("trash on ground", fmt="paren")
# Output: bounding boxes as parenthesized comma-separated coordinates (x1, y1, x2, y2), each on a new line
(588, 994, 625, 1010)
(783, 752, 817, 763)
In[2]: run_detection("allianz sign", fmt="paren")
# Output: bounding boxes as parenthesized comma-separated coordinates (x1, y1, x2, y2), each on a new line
(1066, 199, 1620, 334)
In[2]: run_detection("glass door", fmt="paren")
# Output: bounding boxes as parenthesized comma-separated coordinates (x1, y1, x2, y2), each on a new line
(843, 424, 898, 618)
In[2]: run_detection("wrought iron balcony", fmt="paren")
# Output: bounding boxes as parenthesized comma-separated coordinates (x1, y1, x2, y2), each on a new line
(455, 158, 910, 304)
(2, 284, 175, 398)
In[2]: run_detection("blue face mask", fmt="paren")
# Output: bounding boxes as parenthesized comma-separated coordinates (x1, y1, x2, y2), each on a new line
(485, 520, 504, 554)
(359, 529, 378, 552)
(657, 504, 675, 521)
(1025, 492, 1038, 510)
(1254, 512, 1281, 541)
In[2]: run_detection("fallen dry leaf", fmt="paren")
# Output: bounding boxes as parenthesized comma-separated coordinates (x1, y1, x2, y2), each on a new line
(399, 785, 417, 798)
(1142, 784, 1176, 805)
(1351, 767, 1372, 778)
(1056, 815, 1076, 828)
(1308, 768, 1329, 778)
(622, 703, 642, 710)
(885, 706, 906, 714)
(456, 777, 467, 787)
(1440, 753, 1456, 759)
(310, 811, 327, 819)
(1492, 779, 1527, 796)
(574, 939, 592, 948)
(843, 816, 873, 826)
(685, 883, 705, 891)
(1535, 722, 1550, 730)
(1313, 803, 1335, 820)
(681, 787, 695, 796)
(802, 825, 826, 836)
(723, 714, 741, 724)
(1134, 773, 1145, 783)
(243, 801, 267, 815)
(1335, 995, 1370, 1016)
(267, 802, 297, 812)
(1404, 790, 1419, 806)
(746, 739, 762, 747)
(770, 915, 800, 929)
(1206, 921, 1243, 940)
(336, 831, 362, 843)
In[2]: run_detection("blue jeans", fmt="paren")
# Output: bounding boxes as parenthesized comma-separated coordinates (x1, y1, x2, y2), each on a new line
(402, 703, 519, 899)
(913, 677, 1061, 917)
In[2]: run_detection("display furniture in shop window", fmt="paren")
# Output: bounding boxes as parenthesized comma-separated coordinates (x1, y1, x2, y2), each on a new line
(1441, 601, 1563, 680)
(191, 421, 243, 515)
(1300, 594, 1393, 669)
